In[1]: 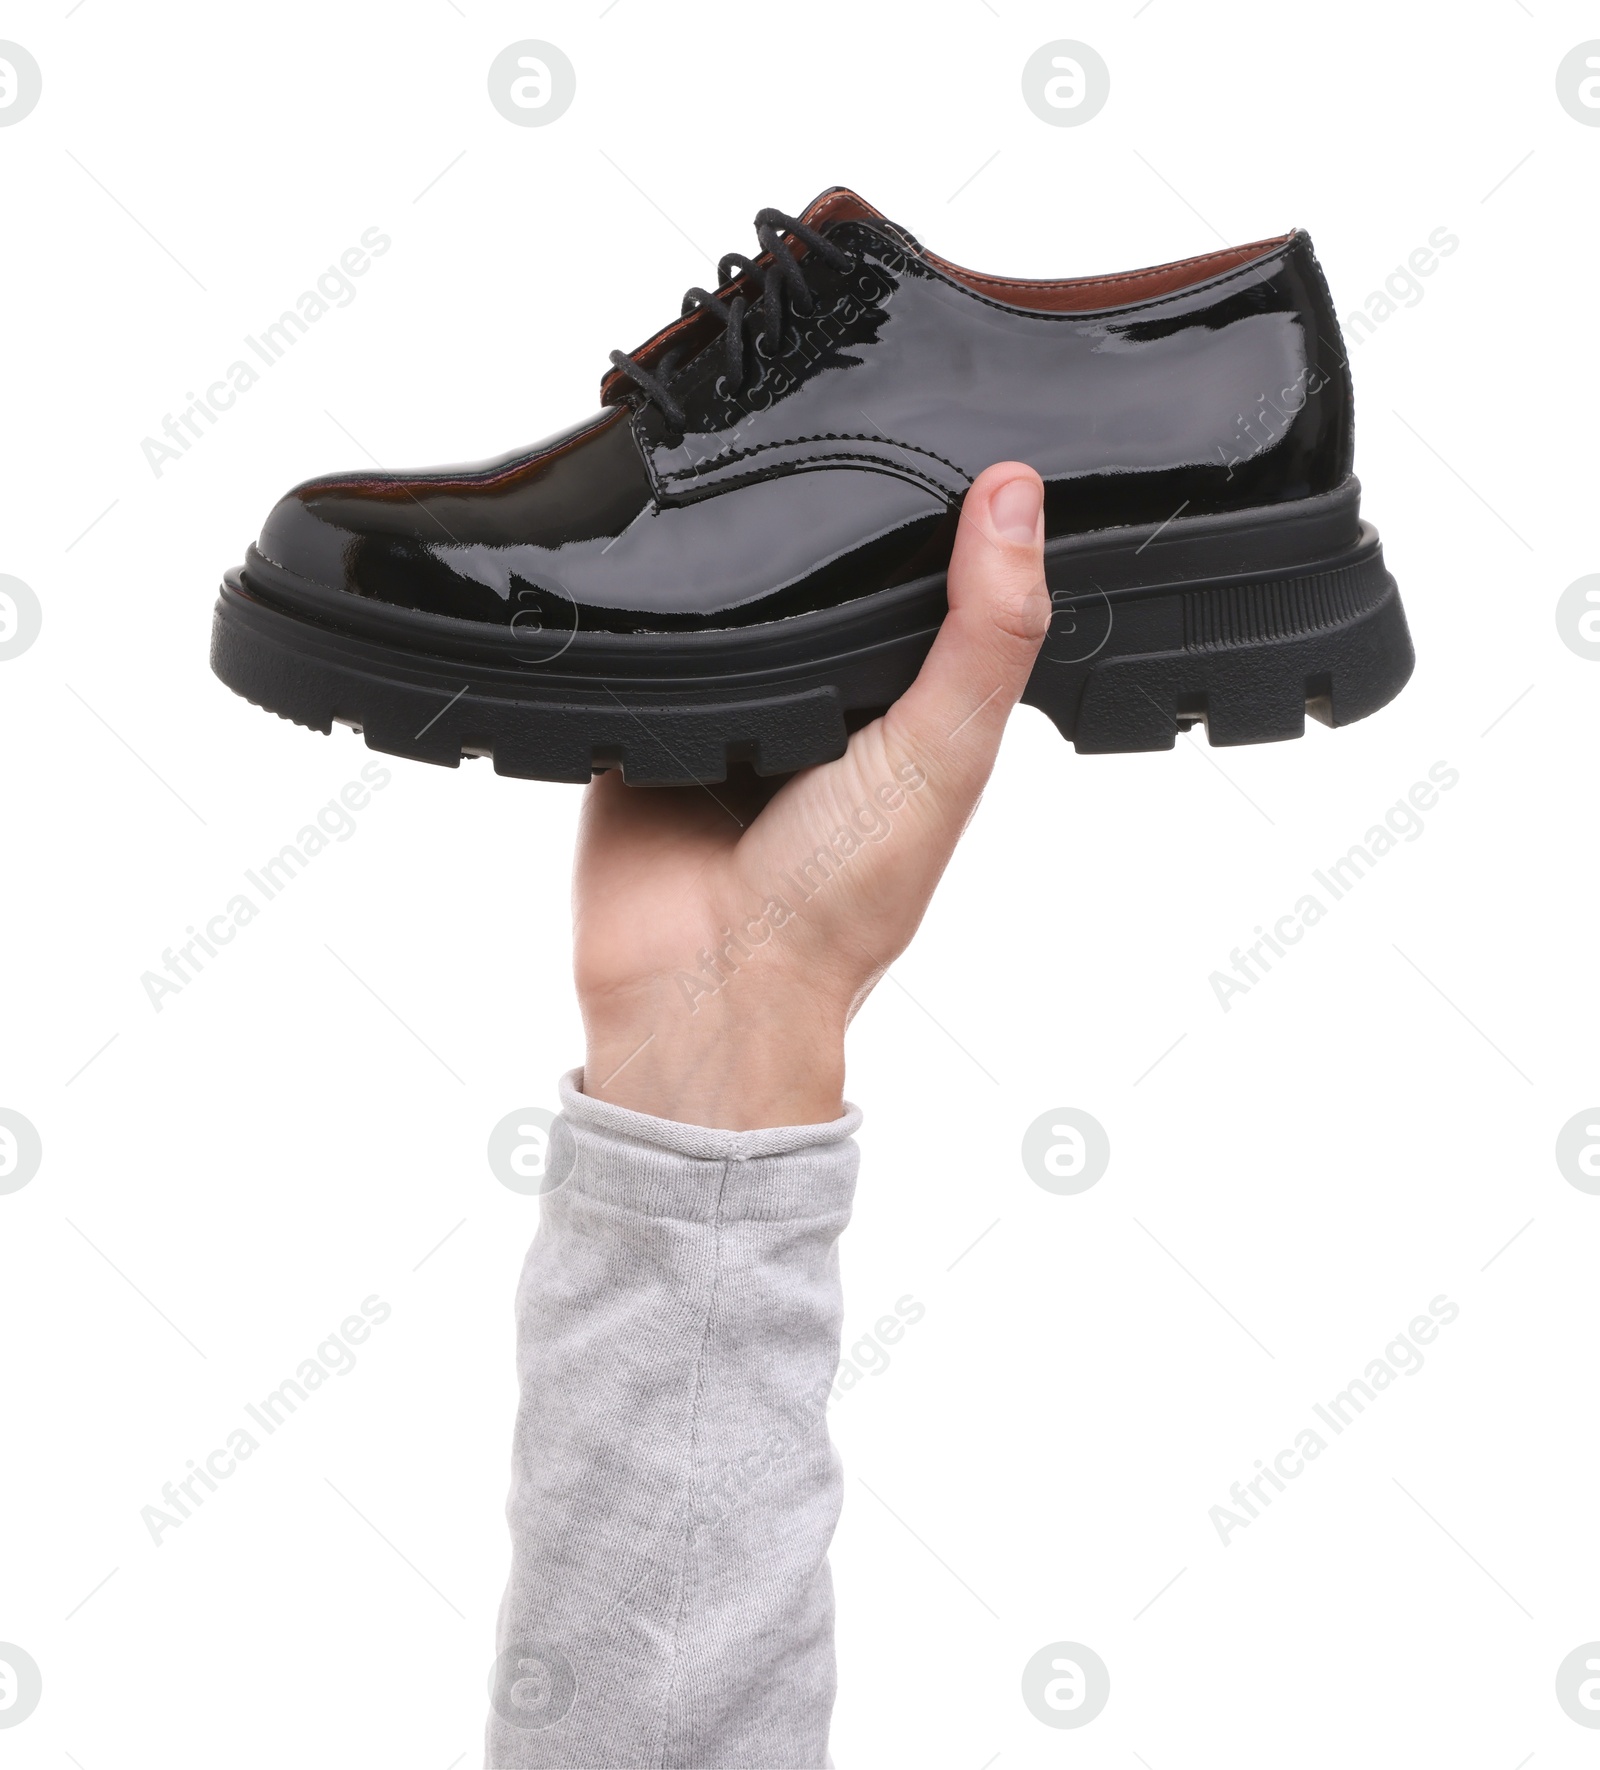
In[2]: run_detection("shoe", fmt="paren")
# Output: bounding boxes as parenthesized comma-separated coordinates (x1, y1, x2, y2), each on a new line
(211, 187, 1413, 783)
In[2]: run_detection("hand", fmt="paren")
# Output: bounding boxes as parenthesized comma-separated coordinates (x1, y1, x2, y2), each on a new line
(572, 463, 1050, 1129)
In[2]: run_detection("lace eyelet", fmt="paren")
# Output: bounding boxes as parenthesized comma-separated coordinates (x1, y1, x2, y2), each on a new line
(619, 212, 857, 432)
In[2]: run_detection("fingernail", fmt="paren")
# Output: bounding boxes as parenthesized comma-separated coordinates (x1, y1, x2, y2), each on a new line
(989, 475, 1042, 545)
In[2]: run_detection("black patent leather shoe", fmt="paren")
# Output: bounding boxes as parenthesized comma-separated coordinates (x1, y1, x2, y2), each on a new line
(211, 188, 1412, 783)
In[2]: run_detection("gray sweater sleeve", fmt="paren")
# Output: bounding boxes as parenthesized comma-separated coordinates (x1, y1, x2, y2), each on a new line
(486, 1070, 861, 1770)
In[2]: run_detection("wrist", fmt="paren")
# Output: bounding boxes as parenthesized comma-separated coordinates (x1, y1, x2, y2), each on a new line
(581, 985, 848, 1130)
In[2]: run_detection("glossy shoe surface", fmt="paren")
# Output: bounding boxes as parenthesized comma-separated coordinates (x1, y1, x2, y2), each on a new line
(214, 188, 1413, 781)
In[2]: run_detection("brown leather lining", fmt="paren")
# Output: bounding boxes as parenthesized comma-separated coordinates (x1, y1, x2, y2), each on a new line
(804, 186, 1293, 312)
(920, 233, 1295, 312)
(801, 187, 891, 231)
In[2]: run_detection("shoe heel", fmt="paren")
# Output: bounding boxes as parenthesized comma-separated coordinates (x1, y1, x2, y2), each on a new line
(1023, 527, 1412, 754)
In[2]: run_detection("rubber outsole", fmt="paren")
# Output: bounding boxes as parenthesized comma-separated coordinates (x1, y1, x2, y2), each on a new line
(210, 485, 1413, 785)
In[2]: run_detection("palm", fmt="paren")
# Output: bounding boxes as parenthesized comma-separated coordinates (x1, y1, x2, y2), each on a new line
(572, 720, 929, 1010)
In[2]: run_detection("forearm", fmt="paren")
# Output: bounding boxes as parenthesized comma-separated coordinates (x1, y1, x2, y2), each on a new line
(487, 1071, 860, 1770)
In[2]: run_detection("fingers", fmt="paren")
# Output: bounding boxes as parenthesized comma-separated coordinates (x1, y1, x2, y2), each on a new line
(880, 461, 1050, 804)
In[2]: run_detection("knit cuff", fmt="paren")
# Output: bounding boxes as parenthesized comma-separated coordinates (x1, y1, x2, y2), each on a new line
(550, 1068, 862, 1223)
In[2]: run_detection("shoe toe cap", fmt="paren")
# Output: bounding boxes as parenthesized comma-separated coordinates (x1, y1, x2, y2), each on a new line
(254, 473, 539, 623)
(257, 482, 365, 591)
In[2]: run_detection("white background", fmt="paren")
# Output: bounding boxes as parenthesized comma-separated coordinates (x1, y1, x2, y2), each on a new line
(2, 2, 1597, 1765)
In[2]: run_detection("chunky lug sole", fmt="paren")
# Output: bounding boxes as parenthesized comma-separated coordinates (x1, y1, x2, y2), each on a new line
(211, 477, 1411, 785)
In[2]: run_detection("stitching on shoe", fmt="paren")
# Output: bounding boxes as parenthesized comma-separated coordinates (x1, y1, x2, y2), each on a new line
(836, 221, 1289, 323)
(660, 431, 968, 489)
(629, 407, 671, 508)
(805, 190, 856, 228)
(666, 451, 957, 502)
(929, 238, 1287, 296)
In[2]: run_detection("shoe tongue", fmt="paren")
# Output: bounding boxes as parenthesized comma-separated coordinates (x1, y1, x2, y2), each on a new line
(798, 186, 924, 254)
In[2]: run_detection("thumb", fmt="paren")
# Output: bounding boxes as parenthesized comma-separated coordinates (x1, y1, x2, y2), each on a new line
(880, 461, 1050, 802)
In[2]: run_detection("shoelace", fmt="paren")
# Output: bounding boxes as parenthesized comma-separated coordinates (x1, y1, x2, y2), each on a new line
(608, 207, 855, 435)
